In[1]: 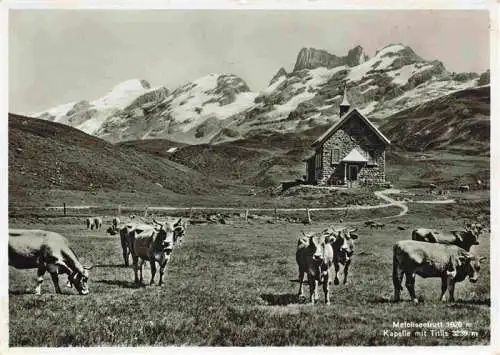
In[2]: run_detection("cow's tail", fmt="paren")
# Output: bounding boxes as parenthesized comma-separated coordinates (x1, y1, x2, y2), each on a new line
(392, 245, 403, 291)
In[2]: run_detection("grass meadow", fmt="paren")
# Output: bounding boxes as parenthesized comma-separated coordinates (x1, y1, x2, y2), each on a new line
(8, 203, 490, 347)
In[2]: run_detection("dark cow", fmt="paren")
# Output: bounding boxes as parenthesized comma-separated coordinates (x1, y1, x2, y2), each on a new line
(106, 222, 155, 267)
(9, 229, 92, 295)
(393, 240, 485, 303)
(411, 227, 480, 252)
(112, 217, 120, 229)
(329, 227, 359, 285)
(459, 185, 470, 193)
(296, 230, 335, 304)
(128, 219, 177, 285)
(91, 217, 102, 231)
(85, 217, 92, 230)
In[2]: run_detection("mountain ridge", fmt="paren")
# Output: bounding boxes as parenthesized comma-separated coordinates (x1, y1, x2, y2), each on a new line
(32, 43, 488, 145)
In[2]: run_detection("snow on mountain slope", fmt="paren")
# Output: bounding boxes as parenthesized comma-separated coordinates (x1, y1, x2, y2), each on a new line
(35, 79, 157, 135)
(33, 43, 487, 145)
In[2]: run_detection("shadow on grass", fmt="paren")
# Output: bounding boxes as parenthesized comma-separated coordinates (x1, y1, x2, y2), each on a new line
(260, 293, 305, 306)
(93, 264, 129, 268)
(95, 279, 142, 289)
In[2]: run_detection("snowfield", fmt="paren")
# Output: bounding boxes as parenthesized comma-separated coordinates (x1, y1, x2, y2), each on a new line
(33, 43, 487, 144)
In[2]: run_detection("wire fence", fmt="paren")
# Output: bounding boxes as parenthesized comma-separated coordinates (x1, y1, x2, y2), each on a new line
(8, 203, 404, 224)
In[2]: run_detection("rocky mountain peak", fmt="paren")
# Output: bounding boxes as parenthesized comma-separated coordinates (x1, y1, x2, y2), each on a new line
(269, 67, 288, 86)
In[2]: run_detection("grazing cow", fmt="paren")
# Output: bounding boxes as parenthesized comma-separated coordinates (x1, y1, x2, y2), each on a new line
(365, 220, 375, 227)
(459, 185, 470, 193)
(296, 230, 335, 304)
(393, 240, 485, 303)
(91, 217, 102, 231)
(370, 222, 385, 230)
(329, 227, 359, 285)
(112, 217, 120, 229)
(9, 229, 92, 295)
(411, 227, 480, 251)
(128, 219, 177, 285)
(85, 217, 92, 230)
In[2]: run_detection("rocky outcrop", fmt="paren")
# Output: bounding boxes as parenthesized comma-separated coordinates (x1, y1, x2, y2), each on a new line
(293, 45, 369, 72)
(269, 67, 287, 86)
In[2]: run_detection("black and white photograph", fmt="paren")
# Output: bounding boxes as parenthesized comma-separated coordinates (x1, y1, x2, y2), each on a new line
(3, 0, 497, 350)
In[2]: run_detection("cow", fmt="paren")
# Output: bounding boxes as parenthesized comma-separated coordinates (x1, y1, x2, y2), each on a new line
(112, 217, 120, 229)
(173, 218, 188, 246)
(106, 222, 155, 267)
(370, 222, 385, 230)
(296, 230, 335, 304)
(91, 217, 102, 231)
(393, 240, 486, 303)
(365, 220, 375, 227)
(9, 229, 92, 295)
(329, 227, 359, 285)
(459, 185, 470, 193)
(85, 217, 92, 230)
(411, 227, 480, 252)
(128, 219, 177, 285)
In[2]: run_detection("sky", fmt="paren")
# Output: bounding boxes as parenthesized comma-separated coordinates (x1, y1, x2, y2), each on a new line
(8, 8, 490, 115)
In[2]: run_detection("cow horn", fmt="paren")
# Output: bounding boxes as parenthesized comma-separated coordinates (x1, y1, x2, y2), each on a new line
(349, 228, 358, 233)
(152, 218, 163, 226)
(83, 264, 94, 270)
(479, 256, 487, 262)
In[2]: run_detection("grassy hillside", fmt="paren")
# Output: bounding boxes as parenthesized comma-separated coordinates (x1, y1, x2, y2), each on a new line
(123, 126, 328, 188)
(381, 86, 490, 155)
(8, 114, 235, 207)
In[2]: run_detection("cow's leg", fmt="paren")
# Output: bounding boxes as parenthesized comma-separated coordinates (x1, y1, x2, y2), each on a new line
(393, 270, 403, 302)
(405, 272, 418, 304)
(34, 266, 46, 295)
(323, 273, 330, 305)
(158, 261, 167, 286)
(308, 276, 316, 304)
(447, 279, 456, 302)
(440, 276, 448, 302)
(150, 261, 157, 285)
(139, 260, 144, 284)
(343, 260, 351, 284)
(334, 262, 340, 285)
(49, 272, 62, 294)
(297, 269, 304, 297)
(133, 256, 140, 284)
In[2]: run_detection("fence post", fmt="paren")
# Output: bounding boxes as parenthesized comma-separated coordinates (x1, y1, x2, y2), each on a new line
(144, 206, 148, 218)
(189, 207, 193, 219)
(63, 202, 66, 216)
(245, 209, 249, 222)
(306, 208, 311, 224)
(118, 204, 121, 216)
(274, 207, 277, 221)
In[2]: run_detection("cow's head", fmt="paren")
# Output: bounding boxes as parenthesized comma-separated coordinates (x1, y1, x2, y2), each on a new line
(307, 232, 333, 264)
(173, 218, 187, 245)
(330, 228, 358, 264)
(458, 253, 486, 283)
(69, 265, 92, 295)
(153, 218, 176, 255)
